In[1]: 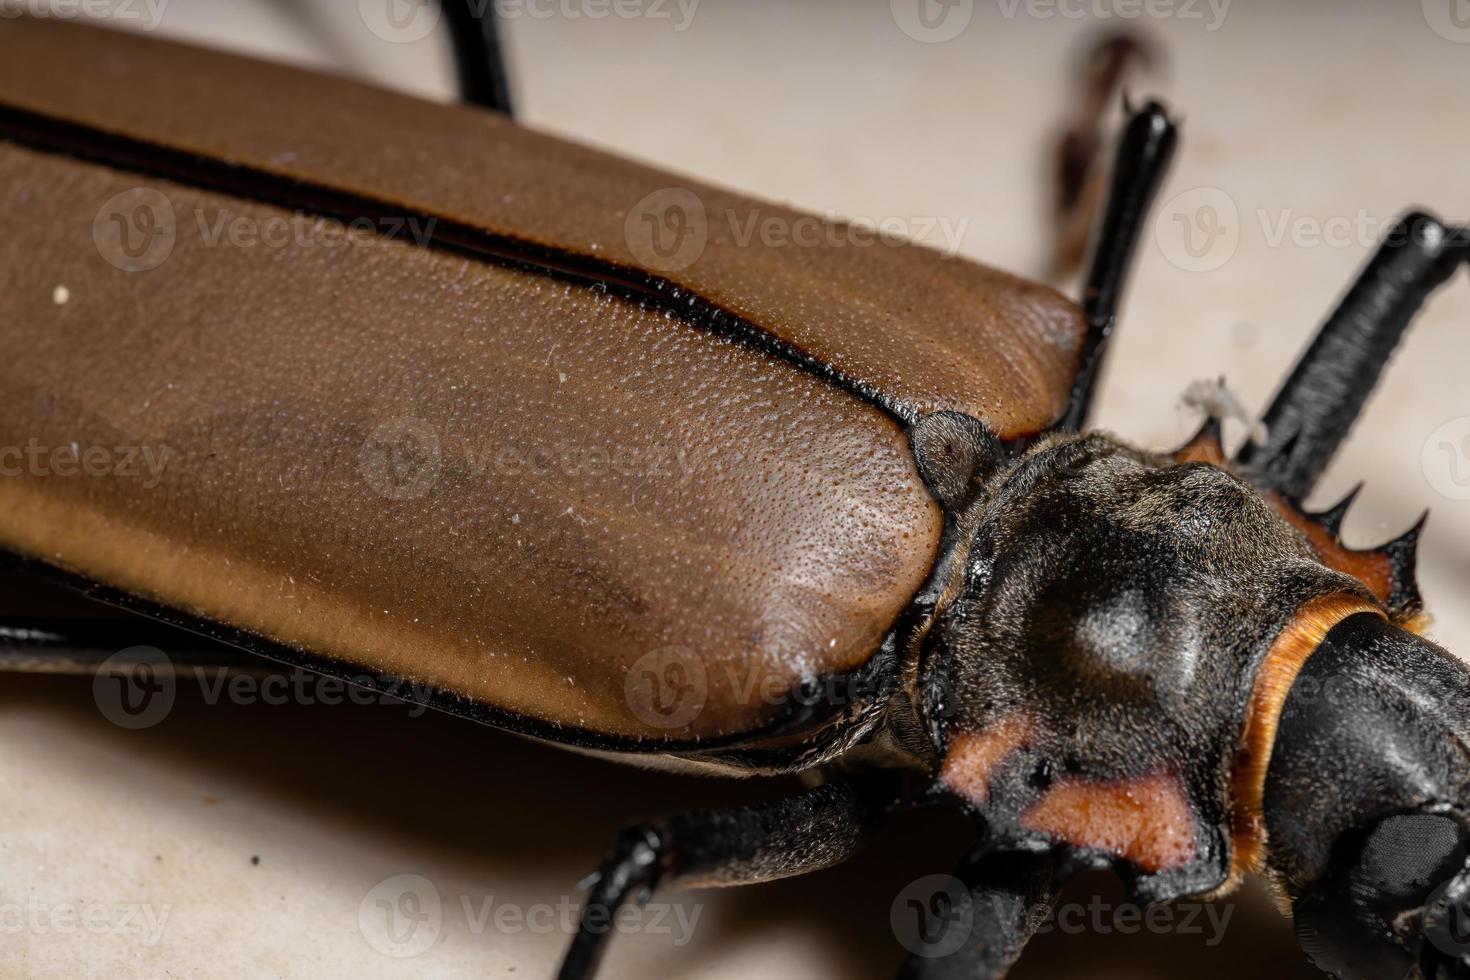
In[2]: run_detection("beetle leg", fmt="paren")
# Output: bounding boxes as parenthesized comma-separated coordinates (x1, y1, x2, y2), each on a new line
(0, 558, 274, 674)
(1058, 98, 1179, 432)
(439, 0, 515, 114)
(556, 778, 891, 980)
(1050, 33, 1154, 280)
(0, 619, 265, 675)
(1235, 212, 1470, 499)
(894, 850, 1057, 980)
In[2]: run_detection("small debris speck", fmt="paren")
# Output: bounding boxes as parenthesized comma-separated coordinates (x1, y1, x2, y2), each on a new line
(251, 855, 260, 866)
(51, 285, 69, 306)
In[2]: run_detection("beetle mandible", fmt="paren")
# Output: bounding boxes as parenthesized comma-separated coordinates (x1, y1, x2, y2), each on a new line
(0, 8, 1467, 980)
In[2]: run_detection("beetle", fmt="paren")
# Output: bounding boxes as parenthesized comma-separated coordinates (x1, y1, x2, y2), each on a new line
(1, 9, 1468, 980)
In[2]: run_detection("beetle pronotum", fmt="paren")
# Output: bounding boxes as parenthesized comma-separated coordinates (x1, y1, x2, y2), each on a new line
(2, 8, 1469, 980)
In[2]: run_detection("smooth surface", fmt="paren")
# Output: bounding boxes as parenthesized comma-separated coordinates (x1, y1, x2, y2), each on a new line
(5, 1, 1470, 978)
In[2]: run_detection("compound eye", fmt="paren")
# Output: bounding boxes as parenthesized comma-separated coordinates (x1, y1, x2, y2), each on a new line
(1356, 814, 1466, 906)
(1295, 814, 1468, 980)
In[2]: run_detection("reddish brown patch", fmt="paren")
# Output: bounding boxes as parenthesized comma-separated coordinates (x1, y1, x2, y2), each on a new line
(940, 715, 1033, 807)
(1267, 492, 1395, 605)
(1228, 593, 1382, 886)
(1020, 771, 1197, 873)
(1172, 427, 1227, 466)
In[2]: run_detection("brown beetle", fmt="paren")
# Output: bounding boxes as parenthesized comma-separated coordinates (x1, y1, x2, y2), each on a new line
(1, 12, 1467, 980)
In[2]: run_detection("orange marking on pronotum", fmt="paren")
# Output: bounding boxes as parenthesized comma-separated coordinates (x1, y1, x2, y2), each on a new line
(1268, 494, 1397, 606)
(939, 714, 1033, 807)
(1020, 771, 1198, 874)
(1227, 592, 1382, 886)
(1172, 427, 1227, 467)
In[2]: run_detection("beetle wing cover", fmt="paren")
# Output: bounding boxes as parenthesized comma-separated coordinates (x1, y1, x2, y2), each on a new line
(0, 138, 941, 741)
(0, 17, 1086, 438)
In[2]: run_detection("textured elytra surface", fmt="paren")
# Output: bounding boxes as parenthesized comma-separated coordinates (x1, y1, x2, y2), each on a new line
(0, 142, 941, 740)
(0, 17, 1087, 436)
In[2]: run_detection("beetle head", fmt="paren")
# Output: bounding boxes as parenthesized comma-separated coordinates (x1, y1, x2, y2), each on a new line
(1264, 612, 1470, 980)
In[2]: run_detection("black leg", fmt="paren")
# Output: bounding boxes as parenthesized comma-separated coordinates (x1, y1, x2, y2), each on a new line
(1050, 33, 1154, 279)
(0, 619, 261, 674)
(556, 778, 892, 980)
(1234, 212, 1469, 499)
(1057, 98, 1179, 432)
(439, 0, 514, 115)
(895, 850, 1057, 980)
(0, 557, 263, 673)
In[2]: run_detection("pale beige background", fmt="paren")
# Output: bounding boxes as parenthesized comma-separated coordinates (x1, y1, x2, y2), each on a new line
(3, 1, 1470, 977)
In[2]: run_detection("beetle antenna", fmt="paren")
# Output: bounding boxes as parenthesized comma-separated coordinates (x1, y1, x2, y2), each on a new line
(440, 0, 515, 115)
(1057, 98, 1179, 431)
(1235, 214, 1470, 498)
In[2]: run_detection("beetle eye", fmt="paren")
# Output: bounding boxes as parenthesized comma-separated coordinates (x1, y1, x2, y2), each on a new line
(1295, 813, 1469, 980)
(1356, 813, 1466, 904)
